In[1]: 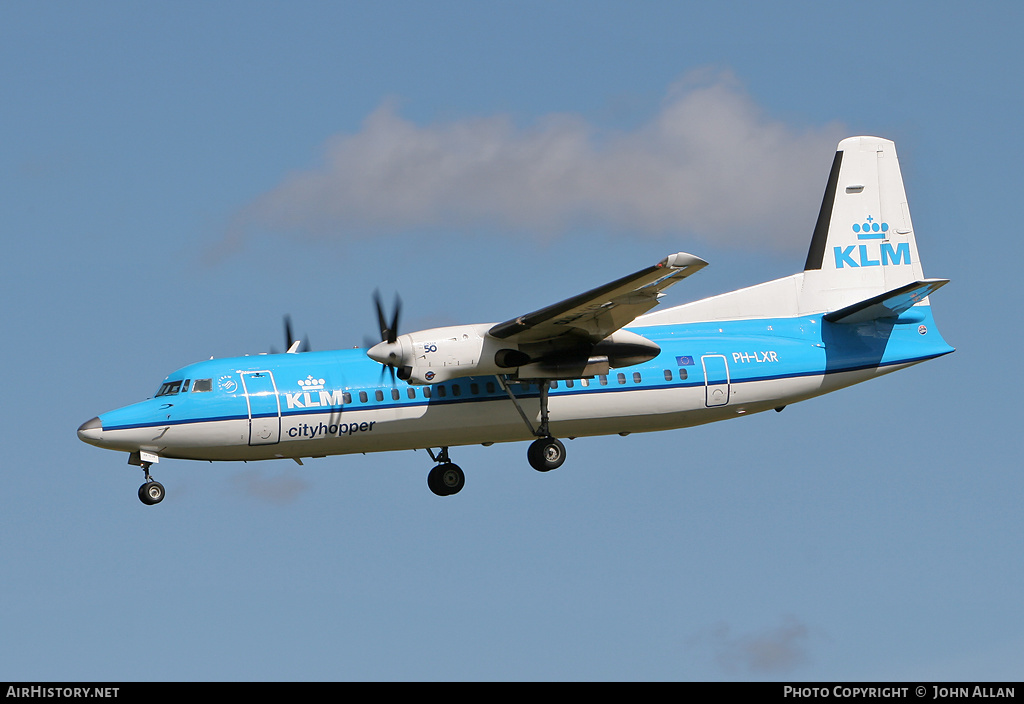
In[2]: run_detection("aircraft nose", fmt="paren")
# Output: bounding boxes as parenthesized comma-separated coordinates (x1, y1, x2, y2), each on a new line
(77, 416, 103, 445)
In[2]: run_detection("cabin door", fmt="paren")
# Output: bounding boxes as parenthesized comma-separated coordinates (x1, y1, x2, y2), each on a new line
(240, 371, 281, 445)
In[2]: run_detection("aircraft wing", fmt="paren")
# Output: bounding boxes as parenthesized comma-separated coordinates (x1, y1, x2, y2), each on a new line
(488, 252, 708, 345)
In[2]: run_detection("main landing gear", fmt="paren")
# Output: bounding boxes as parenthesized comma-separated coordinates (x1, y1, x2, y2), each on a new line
(527, 436, 566, 472)
(422, 378, 569, 495)
(425, 447, 465, 496)
(524, 381, 566, 473)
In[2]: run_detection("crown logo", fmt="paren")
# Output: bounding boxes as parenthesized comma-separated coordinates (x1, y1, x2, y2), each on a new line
(852, 215, 889, 240)
(298, 375, 325, 391)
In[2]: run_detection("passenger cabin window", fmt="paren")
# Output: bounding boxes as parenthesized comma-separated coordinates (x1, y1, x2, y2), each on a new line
(358, 391, 368, 403)
(192, 379, 213, 392)
(633, 372, 642, 384)
(156, 380, 182, 397)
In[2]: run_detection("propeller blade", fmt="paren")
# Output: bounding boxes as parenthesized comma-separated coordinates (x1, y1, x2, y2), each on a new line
(388, 296, 401, 344)
(374, 290, 388, 341)
(373, 291, 402, 343)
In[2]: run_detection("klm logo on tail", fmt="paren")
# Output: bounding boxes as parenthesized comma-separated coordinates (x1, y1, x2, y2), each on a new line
(834, 216, 911, 269)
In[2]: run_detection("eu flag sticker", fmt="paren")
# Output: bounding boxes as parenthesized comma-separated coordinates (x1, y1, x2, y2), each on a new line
(676, 356, 694, 366)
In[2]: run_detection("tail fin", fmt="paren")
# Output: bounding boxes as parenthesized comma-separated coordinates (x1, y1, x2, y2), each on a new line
(800, 136, 928, 314)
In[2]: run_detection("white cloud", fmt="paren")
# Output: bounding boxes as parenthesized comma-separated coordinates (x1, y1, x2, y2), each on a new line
(692, 615, 813, 674)
(228, 70, 845, 253)
(230, 469, 309, 506)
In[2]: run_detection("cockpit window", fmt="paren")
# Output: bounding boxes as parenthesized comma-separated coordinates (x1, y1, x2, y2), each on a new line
(156, 380, 182, 397)
(192, 379, 213, 393)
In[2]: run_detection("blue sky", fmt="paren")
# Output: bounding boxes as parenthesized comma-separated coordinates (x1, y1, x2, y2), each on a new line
(2, 1, 1021, 681)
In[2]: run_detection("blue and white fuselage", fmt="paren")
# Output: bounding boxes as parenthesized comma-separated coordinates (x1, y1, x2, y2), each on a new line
(78, 136, 954, 503)
(80, 308, 950, 460)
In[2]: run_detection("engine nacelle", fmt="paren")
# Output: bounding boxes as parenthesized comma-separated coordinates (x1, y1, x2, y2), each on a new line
(513, 330, 660, 380)
(376, 324, 506, 385)
(368, 325, 661, 385)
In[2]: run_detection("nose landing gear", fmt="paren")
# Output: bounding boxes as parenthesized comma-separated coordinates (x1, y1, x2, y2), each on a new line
(130, 452, 165, 505)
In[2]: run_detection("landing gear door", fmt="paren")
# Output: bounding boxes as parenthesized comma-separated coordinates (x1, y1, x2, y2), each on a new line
(240, 371, 281, 445)
(702, 355, 730, 408)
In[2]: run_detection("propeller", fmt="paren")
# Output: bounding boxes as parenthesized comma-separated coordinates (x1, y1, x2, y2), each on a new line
(368, 291, 404, 383)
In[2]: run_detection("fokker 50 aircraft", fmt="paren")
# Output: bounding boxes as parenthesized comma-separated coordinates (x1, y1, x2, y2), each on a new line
(79, 136, 953, 504)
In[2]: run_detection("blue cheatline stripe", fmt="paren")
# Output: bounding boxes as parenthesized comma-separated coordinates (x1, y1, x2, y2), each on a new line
(100, 349, 949, 433)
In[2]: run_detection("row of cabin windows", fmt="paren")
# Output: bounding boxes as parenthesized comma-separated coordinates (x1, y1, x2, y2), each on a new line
(345, 379, 503, 404)
(345, 367, 689, 404)
(156, 368, 690, 402)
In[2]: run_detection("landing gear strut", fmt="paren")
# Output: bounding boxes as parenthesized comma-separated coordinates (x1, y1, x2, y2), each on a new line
(426, 447, 465, 496)
(137, 461, 165, 506)
(499, 377, 568, 473)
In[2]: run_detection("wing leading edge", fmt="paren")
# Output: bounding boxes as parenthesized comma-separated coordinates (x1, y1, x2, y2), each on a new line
(488, 252, 708, 345)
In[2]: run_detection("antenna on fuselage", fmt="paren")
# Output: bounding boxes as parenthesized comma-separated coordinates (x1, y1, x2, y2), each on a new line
(272, 315, 310, 354)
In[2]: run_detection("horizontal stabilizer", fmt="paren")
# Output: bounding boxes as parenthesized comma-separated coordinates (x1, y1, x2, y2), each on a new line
(823, 279, 949, 324)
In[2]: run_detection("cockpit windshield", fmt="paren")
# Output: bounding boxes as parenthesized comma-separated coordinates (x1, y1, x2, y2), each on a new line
(156, 378, 212, 397)
(156, 380, 182, 397)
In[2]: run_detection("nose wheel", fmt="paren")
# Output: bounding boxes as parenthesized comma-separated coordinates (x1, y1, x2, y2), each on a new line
(137, 461, 165, 505)
(139, 480, 165, 505)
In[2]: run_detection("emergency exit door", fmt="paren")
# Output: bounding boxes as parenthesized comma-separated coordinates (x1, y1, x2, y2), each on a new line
(701, 355, 731, 407)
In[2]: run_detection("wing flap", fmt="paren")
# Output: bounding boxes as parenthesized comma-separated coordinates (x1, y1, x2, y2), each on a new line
(489, 252, 708, 344)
